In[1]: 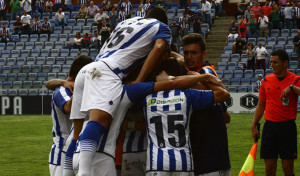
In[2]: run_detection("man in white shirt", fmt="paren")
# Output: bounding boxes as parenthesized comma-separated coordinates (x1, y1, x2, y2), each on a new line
(21, 10, 31, 34)
(284, 2, 295, 29)
(93, 7, 109, 27)
(22, 0, 32, 14)
(0, 0, 6, 20)
(255, 42, 268, 71)
(55, 8, 67, 26)
(295, 2, 300, 29)
(258, 12, 269, 39)
(89, 30, 102, 49)
(200, 0, 211, 28)
(256, 74, 263, 92)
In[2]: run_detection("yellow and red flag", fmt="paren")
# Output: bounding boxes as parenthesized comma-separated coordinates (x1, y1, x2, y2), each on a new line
(239, 142, 257, 176)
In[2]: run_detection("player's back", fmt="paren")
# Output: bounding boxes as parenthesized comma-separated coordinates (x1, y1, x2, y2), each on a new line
(95, 17, 170, 79)
(144, 89, 193, 172)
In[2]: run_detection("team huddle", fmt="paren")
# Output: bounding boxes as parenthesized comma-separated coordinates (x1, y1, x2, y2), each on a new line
(47, 7, 230, 176)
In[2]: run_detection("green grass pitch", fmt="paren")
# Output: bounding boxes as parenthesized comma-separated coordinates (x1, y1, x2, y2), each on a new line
(0, 114, 299, 176)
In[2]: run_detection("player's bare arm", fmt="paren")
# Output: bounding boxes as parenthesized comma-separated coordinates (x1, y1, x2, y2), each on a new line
(280, 85, 300, 99)
(45, 79, 74, 93)
(63, 96, 73, 115)
(251, 100, 266, 142)
(72, 119, 85, 140)
(135, 38, 168, 82)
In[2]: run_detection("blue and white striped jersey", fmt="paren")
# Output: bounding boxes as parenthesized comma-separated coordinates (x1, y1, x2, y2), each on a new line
(49, 86, 73, 165)
(76, 82, 155, 157)
(136, 10, 146, 17)
(123, 130, 147, 153)
(95, 17, 171, 79)
(144, 89, 214, 172)
(121, 1, 132, 15)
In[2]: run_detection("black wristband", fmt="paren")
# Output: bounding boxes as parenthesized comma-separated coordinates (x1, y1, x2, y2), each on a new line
(290, 84, 294, 91)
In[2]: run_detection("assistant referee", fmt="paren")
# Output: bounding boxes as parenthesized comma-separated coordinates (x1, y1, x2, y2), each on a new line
(251, 49, 300, 176)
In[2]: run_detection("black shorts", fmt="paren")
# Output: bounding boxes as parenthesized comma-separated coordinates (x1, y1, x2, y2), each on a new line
(260, 120, 297, 160)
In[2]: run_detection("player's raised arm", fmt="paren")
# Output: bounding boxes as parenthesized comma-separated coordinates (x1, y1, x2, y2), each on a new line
(45, 79, 74, 93)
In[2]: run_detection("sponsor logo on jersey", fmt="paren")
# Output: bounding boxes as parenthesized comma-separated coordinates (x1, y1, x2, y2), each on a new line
(148, 97, 184, 106)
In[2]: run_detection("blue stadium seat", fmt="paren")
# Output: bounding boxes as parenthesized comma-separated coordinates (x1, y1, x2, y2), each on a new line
(21, 65, 31, 73)
(37, 73, 47, 81)
(0, 58, 5, 65)
(170, 2, 179, 9)
(285, 45, 294, 53)
(247, 38, 256, 45)
(270, 29, 280, 37)
(58, 73, 68, 79)
(1, 20, 9, 26)
(31, 49, 40, 57)
(6, 73, 16, 81)
(2, 50, 11, 58)
(46, 57, 55, 64)
(257, 37, 266, 45)
(50, 49, 60, 57)
(66, 57, 74, 64)
(50, 34, 59, 42)
(1, 90, 7, 96)
(11, 35, 19, 42)
(0, 43, 5, 50)
(267, 37, 276, 45)
(26, 57, 36, 65)
(59, 34, 69, 41)
(80, 49, 89, 56)
(15, 42, 24, 50)
(19, 89, 29, 95)
(39, 89, 49, 96)
(287, 68, 295, 73)
(28, 73, 37, 81)
(220, 54, 230, 62)
(2, 66, 11, 73)
(228, 87, 237, 92)
(190, 2, 199, 9)
(231, 54, 240, 62)
(53, 26, 63, 34)
(20, 35, 29, 42)
(13, 81, 22, 89)
(90, 49, 99, 59)
(231, 78, 240, 85)
(32, 65, 41, 73)
(274, 45, 284, 50)
(176, 9, 185, 18)
(25, 42, 35, 49)
(241, 54, 248, 62)
(0, 73, 7, 81)
(281, 29, 290, 37)
(228, 62, 237, 70)
(60, 49, 69, 57)
(52, 65, 61, 73)
(17, 73, 27, 81)
(227, 38, 235, 46)
(11, 50, 20, 58)
(6, 42, 16, 50)
(47, 73, 57, 80)
(216, 70, 223, 78)
(39, 34, 49, 42)
(2, 81, 12, 89)
(223, 70, 233, 79)
(255, 69, 264, 77)
(72, 26, 81, 34)
(35, 42, 44, 49)
(265, 45, 274, 53)
(70, 49, 79, 57)
(64, 26, 73, 34)
(238, 87, 248, 92)
(67, 19, 76, 26)
(234, 70, 243, 78)
(71, 11, 78, 19)
(30, 34, 39, 42)
(78, 19, 87, 26)
(56, 57, 65, 64)
(36, 57, 46, 65)
(217, 62, 227, 71)
(200, 23, 209, 33)
(82, 26, 91, 34)
(7, 58, 16, 65)
(224, 46, 232, 54)
(45, 42, 54, 50)
(8, 89, 18, 96)
(241, 78, 250, 85)
(23, 81, 33, 88)
(11, 65, 21, 73)
(42, 65, 51, 73)
(42, 12, 50, 19)
(62, 65, 71, 73)
(16, 58, 26, 65)
(21, 50, 30, 58)
(291, 29, 298, 37)
(29, 89, 38, 96)
(277, 37, 286, 45)
(289, 61, 298, 69)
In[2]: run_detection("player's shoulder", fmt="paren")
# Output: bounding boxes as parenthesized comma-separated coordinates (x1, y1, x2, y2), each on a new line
(53, 86, 72, 99)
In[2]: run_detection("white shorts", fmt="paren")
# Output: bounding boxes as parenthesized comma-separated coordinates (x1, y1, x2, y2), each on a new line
(196, 169, 231, 176)
(49, 153, 65, 176)
(70, 63, 92, 120)
(81, 61, 123, 117)
(122, 151, 146, 176)
(73, 152, 117, 176)
(146, 171, 194, 176)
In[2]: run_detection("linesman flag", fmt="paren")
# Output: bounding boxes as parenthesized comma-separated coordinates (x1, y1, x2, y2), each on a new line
(238, 142, 257, 176)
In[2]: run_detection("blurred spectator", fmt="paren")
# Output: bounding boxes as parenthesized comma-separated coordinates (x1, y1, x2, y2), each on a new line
(227, 30, 239, 41)
(40, 17, 52, 35)
(170, 43, 178, 53)
(248, 14, 258, 38)
(269, 0, 276, 7)
(256, 74, 263, 92)
(121, 0, 132, 19)
(295, 2, 300, 29)
(258, 12, 269, 39)
(262, 0, 272, 18)
(31, 0, 36, 15)
(179, 11, 189, 37)
(31, 16, 42, 34)
(45, 0, 53, 12)
(200, 0, 211, 29)
(109, 5, 118, 30)
(78, 0, 88, 5)
(90, 30, 101, 49)
(118, 6, 126, 22)
(235, 0, 248, 20)
(170, 20, 181, 48)
(238, 14, 247, 38)
(244, 6, 251, 22)
(23, 0, 32, 14)
(102, 0, 112, 11)
(73, 32, 82, 49)
(191, 12, 203, 34)
(81, 33, 91, 48)
(10, 0, 21, 20)
(233, 35, 246, 54)
(55, 8, 67, 26)
(93, 7, 109, 28)
(35, 0, 45, 15)
(245, 42, 255, 70)
(294, 30, 300, 62)
(279, 0, 288, 6)
(99, 19, 111, 46)
(64, 42, 73, 49)
(136, 5, 146, 17)
(75, 4, 87, 19)
(284, 2, 295, 29)
(180, 0, 188, 9)
(0, 0, 6, 21)
(0, 24, 10, 43)
(156, 0, 165, 9)
(215, 0, 222, 17)
(251, 2, 262, 19)
(13, 16, 23, 35)
(270, 4, 280, 29)
(144, 0, 151, 13)
(228, 21, 238, 35)
(21, 11, 32, 35)
(255, 42, 267, 71)
(53, 0, 62, 12)
(278, 4, 285, 27)
(86, 1, 99, 19)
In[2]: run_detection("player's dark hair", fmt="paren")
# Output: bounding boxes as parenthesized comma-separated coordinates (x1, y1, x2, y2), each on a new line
(182, 33, 206, 52)
(157, 58, 187, 76)
(145, 6, 168, 25)
(69, 55, 93, 80)
(271, 49, 289, 62)
(170, 43, 178, 53)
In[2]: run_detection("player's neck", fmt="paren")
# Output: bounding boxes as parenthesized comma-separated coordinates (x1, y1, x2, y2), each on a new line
(275, 70, 288, 79)
(66, 77, 74, 82)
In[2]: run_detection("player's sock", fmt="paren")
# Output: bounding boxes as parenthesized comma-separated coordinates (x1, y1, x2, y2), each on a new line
(63, 139, 77, 176)
(78, 121, 105, 176)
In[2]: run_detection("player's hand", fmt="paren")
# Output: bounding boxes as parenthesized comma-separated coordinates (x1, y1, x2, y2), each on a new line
(251, 126, 260, 142)
(280, 86, 291, 100)
(62, 81, 74, 93)
(156, 71, 170, 82)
